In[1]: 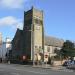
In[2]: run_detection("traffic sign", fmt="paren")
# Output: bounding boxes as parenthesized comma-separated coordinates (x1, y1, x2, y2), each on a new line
(45, 55, 48, 58)
(23, 56, 26, 60)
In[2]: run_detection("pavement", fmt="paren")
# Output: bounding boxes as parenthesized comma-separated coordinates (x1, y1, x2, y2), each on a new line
(33, 64, 75, 72)
(0, 63, 75, 75)
(7, 63, 66, 70)
(33, 64, 66, 70)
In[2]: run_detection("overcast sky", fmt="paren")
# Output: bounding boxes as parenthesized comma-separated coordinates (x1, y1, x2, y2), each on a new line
(0, 0, 75, 41)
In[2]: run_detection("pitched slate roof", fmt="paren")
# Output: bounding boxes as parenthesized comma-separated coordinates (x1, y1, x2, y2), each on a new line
(45, 36, 64, 47)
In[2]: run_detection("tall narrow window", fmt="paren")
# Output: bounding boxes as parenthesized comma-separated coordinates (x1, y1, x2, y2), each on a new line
(47, 46, 50, 52)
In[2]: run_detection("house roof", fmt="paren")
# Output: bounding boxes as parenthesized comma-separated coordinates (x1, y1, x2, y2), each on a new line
(45, 36, 64, 47)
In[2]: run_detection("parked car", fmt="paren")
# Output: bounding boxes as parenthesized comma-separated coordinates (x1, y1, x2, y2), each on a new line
(63, 60, 75, 70)
(67, 60, 75, 69)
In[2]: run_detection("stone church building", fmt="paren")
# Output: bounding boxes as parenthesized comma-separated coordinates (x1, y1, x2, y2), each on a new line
(12, 7, 64, 62)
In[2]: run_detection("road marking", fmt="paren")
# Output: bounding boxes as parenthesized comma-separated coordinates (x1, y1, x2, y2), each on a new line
(24, 70, 48, 75)
(0, 69, 4, 72)
(53, 69, 74, 72)
(11, 73, 20, 75)
(13, 68, 48, 75)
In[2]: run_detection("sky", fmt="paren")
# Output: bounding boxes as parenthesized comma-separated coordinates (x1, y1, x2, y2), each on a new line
(0, 0, 75, 41)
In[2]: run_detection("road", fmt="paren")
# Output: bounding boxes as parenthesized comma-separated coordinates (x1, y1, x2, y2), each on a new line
(0, 63, 75, 75)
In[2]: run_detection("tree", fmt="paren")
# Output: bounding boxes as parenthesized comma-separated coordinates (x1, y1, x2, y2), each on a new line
(61, 40, 75, 58)
(54, 48, 62, 60)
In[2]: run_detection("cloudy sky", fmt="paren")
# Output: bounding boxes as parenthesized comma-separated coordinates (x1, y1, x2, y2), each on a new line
(0, 0, 75, 41)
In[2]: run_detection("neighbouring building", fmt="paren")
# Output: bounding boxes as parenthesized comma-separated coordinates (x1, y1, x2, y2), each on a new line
(0, 33, 2, 47)
(0, 33, 2, 58)
(44, 36, 64, 59)
(0, 38, 12, 60)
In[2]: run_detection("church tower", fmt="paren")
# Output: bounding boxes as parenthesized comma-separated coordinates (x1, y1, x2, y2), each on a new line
(23, 7, 44, 61)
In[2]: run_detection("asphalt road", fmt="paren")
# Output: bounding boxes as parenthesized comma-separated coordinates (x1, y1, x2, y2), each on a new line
(0, 63, 75, 75)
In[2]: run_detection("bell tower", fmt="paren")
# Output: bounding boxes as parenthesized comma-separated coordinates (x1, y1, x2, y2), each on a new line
(23, 7, 44, 61)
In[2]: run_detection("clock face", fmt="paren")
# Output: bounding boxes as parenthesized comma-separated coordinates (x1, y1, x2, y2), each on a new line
(36, 25, 40, 30)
